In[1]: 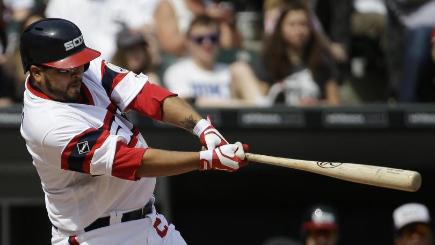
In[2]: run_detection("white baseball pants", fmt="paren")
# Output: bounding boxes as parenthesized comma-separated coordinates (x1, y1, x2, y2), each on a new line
(51, 211, 187, 245)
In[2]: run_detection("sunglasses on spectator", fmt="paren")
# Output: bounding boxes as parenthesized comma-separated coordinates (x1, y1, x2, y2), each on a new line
(190, 33, 219, 45)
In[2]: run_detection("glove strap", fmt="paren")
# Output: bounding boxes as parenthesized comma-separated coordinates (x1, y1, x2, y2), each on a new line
(199, 150, 213, 170)
(193, 119, 211, 137)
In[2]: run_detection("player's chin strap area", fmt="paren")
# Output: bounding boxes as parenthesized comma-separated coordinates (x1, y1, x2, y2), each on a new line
(53, 200, 154, 235)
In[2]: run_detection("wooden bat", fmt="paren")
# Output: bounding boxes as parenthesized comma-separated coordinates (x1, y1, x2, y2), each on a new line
(245, 153, 421, 192)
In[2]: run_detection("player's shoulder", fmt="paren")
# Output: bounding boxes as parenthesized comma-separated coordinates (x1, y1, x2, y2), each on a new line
(85, 57, 136, 83)
(21, 103, 91, 143)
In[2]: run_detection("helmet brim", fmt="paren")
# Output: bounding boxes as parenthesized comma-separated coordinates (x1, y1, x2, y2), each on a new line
(42, 47, 101, 69)
(303, 222, 337, 231)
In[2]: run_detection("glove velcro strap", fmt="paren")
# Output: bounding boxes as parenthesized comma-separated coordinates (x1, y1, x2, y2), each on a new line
(199, 150, 213, 170)
(193, 119, 212, 137)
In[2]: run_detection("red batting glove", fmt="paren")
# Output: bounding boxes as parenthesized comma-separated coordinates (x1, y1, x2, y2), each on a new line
(199, 142, 249, 171)
(193, 116, 228, 150)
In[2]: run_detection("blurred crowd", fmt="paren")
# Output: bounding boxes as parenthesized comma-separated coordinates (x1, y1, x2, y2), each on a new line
(263, 202, 433, 245)
(1, 0, 435, 108)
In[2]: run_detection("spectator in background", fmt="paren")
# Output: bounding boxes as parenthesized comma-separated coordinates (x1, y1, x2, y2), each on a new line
(0, 0, 34, 106)
(262, 204, 338, 245)
(258, 1, 340, 106)
(263, 0, 286, 36)
(342, 0, 389, 103)
(301, 205, 339, 245)
(431, 27, 435, 63)
(263, 0, 350, 66)
(3, 11, 43, 103)
(164, 15, 267, 107)
(351, 0, 387, 54)
(393, 203, 433, 245)
(112, 28, 161, 85)
(385, 0, 435, 102)
(154, 0, 240, 57)
(45, 0, 159, 60)
(0, 69, 14, 107)
(312, 0, 351, 66)
(3, 0, 35, 23)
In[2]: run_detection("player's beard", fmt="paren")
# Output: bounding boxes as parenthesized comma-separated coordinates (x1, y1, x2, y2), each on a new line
(45, 77, 82, 103)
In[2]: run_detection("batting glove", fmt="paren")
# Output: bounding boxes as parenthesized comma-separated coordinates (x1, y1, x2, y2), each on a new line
(199, 142, 249, 171)
(193, 116, 228, 150)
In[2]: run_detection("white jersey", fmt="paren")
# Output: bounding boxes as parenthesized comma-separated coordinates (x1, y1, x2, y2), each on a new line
(164, 58, 232, 100)
(20, 57, 155, 234)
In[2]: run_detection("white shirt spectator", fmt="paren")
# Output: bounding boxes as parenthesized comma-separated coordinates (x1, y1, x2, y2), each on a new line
(45, 0, 159, 60)
(164, 58, 232, 100)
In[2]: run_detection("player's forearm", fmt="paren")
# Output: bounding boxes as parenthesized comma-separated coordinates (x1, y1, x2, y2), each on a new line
(136, 148, 199, 177)
(161, 96, 203, 132)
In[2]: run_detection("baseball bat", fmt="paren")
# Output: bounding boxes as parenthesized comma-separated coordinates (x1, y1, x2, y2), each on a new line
(245, 153, 421, 192)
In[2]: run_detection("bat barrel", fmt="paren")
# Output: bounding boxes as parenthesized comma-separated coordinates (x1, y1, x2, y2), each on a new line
(245, 153, 422, 192)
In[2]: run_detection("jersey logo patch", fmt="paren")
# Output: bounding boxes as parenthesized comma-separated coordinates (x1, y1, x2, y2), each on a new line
(77, 141, 90, 155)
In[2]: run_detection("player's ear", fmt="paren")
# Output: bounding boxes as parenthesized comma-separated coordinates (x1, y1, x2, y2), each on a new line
(29, 65, 44, 83)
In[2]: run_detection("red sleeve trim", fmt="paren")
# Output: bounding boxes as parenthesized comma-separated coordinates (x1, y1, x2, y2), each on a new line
(127, 82, 177, 120)
(128, 127, 140, 147)
(112, 141, 146, 181)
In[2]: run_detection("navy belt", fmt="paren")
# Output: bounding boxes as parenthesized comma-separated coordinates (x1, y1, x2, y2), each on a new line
(84, 202, 152, 232)
(54, 202, 152, 233)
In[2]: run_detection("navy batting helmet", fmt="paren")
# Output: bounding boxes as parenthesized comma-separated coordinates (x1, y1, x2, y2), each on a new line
(20, 18, 100, 72)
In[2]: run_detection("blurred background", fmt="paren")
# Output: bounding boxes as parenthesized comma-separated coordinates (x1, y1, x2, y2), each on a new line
(1, 0, 435, 244)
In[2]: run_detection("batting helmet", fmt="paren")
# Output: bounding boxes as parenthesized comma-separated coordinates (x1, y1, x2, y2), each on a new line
(20, 18, 101, 73)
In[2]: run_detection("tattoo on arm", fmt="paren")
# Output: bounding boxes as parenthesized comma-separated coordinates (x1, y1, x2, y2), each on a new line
(180, 115, 197, 131)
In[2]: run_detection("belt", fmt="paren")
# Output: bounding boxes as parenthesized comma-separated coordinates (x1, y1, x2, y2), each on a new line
(84, 202, 153, 232)
(53, 202, 153, 233)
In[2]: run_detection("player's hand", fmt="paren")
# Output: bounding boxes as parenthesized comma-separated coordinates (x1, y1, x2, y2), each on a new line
(199, 142, 249, 171)
(193, 116, 228, 150)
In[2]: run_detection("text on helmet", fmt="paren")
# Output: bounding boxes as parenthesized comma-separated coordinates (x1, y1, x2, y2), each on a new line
(64, 35, 84, 51)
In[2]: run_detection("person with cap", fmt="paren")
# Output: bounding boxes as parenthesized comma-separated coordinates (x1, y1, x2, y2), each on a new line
(112, 27, 161, 85)
(393, 203, 433, 245)
(301, 205, 339, 245)
(19, 17, 249, 244)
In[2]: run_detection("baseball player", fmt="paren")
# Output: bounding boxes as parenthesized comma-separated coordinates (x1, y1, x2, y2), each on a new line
(393, 203, 433, 245)
(301, 205, 339, 245)
(19, 18, 248, 245)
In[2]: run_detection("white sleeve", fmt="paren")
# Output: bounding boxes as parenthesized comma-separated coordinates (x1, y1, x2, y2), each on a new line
(43, 121, 124, 176)
(87, 58, 147, 111)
